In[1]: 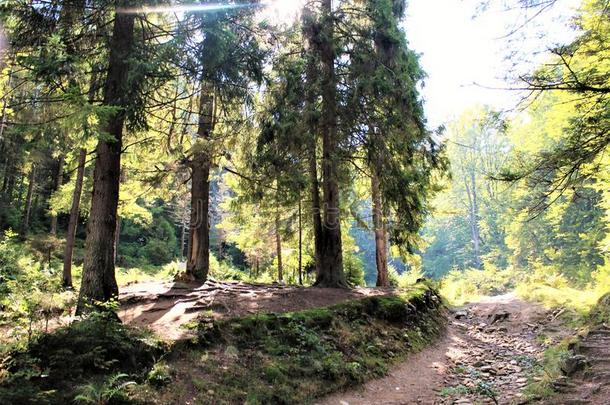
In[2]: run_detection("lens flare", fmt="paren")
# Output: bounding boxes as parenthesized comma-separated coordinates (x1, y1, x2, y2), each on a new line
(117, 3, 259, 15)
(117, 1, 306, 24)
(261, 0, 305, 23)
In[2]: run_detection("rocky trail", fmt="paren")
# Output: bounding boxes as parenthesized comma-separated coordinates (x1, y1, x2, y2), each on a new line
(321, 294, 609, 405)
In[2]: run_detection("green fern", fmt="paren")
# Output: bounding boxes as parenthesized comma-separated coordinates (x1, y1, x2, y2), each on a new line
(73, 373, 135, 405)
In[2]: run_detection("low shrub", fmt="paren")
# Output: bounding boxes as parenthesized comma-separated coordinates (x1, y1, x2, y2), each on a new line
(0, 312, 165, 404)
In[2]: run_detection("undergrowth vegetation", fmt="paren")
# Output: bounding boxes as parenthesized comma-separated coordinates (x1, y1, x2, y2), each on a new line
(0, 284, 445, 404)
(440, 258, 610, 316)
(0, 230, 75, 344)
(0, 229, 282, 343)
(0, 311, 166, 404)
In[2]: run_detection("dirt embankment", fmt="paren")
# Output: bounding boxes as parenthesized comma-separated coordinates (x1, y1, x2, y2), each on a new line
(133, 285, 446, 405)
(118, 279, 389, 340)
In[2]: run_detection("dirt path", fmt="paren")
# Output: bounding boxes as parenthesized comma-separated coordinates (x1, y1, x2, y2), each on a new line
(119, 283, 609, 403)
(320, 294, 560, 405)
(118, 279, 387, 340)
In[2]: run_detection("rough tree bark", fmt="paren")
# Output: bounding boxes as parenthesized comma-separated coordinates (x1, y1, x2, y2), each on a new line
(371, 171, 389, 287)
(49, 155, 64, 235)
(76, 8, 135, 314)
(113, 169, 125, 264)
(185, 85, 214, 281)
(63, 148, 86, 288)
(114, 216, 121, 264)
(316, 0, 346, 287)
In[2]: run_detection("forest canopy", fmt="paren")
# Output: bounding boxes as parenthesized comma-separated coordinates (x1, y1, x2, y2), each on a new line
(0, 0, 607, 311)
(0, 1, 608, 404)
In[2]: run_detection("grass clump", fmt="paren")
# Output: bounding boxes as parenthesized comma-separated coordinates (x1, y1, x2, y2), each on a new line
(523, 339, 573, 400)
(587, 292, 610, 326)
(516, 284, 601, 315)
(146, 362, 172, 388)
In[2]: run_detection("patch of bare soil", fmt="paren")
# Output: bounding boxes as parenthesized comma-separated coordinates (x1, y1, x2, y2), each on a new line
(118, 279, 387, 340)
(320, 293, 571, 405)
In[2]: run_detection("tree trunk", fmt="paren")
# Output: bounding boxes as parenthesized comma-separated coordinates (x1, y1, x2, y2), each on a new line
(186, 160, 210, 280)
(0, 100, 6, 142)
(63, 42, 95, 288)
(307, 121, 324, 282)
(185, 218, 192, 262)
(371, 171, 389, 287)
(76, 9, 135, 314)
(275, 208, 283, 282)
(0, 166, 8, 195)
(180, 215, 187, 261)
(316, 0, 346, 288)
(15, 173, 24, 206)
(50, 155, 64, 235)
(465, 171, 482, 268)
(186, 86, 214, 281)
(298, 198, 303, 286)
(20, 165, 36, 239)
(63, 148, 86, 288)
(0, 65, 10, 196)
(114, 169, 126, 265)
(114, 216, 121, 265)
(303, 9, 324, 281)
(1, 161, 12, 197)
(51, 0, 83, 240)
